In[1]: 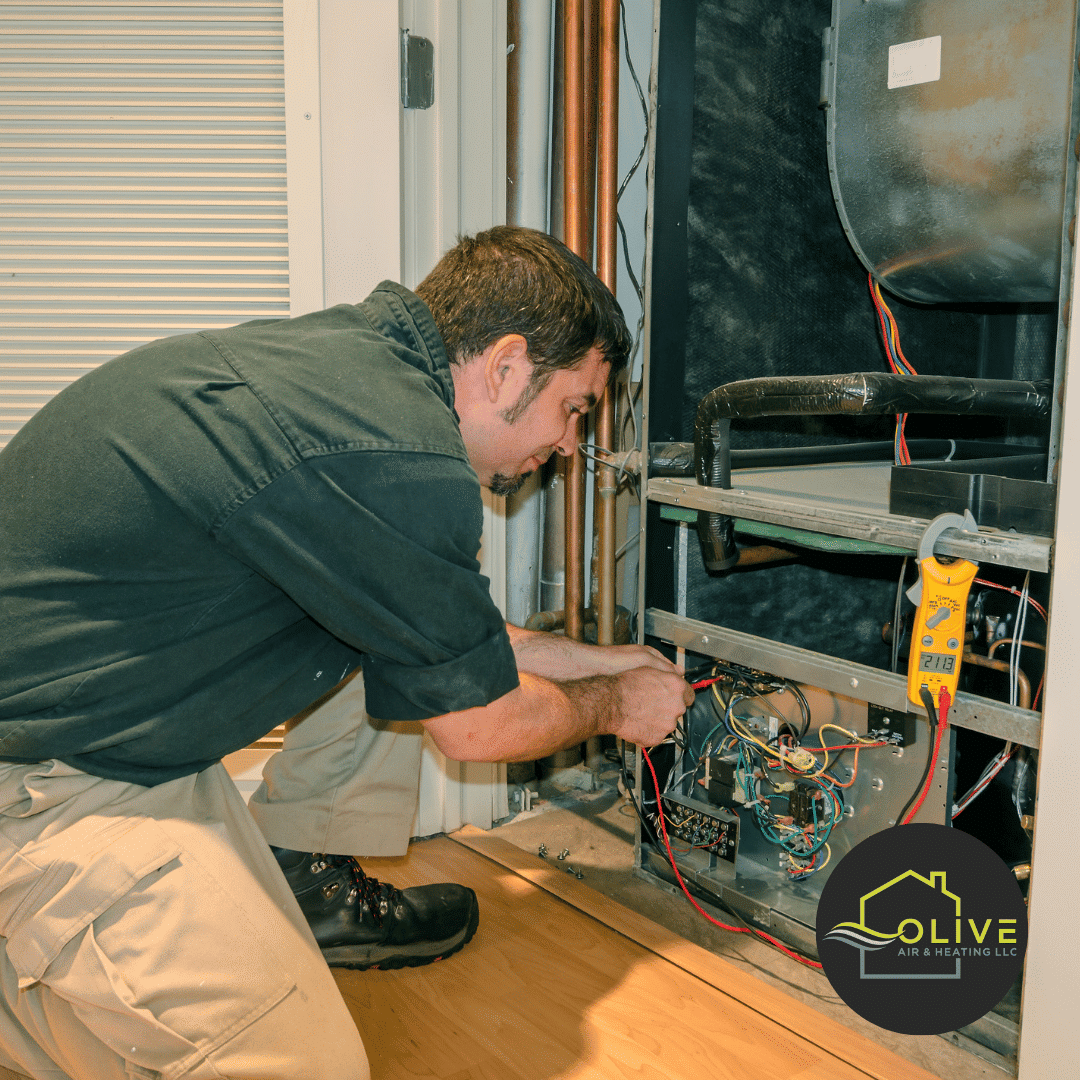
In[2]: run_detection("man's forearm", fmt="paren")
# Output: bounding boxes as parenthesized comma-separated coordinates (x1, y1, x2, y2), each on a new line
(422, 671, 619, 762)
(423, 659, 694, 762)
(506, 621, 678, 681)
(505, 623, 587, 680)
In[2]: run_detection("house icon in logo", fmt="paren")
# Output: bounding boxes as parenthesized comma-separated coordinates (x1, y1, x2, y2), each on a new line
(825, 870, 963, 980)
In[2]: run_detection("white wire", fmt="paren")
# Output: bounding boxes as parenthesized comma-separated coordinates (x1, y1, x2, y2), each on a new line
(1012, 753, 1030, 819)
(952, 744, 1014, 818)
(615, 532, 639, 560)
(1008, 572, 1031, 707)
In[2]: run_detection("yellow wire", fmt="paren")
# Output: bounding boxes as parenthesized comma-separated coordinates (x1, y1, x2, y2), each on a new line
(792, 843, 832, 876)
(711, 682, 782, 761)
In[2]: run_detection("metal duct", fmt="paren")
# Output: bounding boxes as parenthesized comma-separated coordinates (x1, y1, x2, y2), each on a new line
(823, 0, 1076, 303)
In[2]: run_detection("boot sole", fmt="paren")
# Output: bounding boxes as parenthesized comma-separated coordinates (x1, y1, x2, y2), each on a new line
(321, 892, 480, 971)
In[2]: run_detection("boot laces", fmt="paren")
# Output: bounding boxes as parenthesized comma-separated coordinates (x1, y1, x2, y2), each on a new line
(320, 854, 402, 926)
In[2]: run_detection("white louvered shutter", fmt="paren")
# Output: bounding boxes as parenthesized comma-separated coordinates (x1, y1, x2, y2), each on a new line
(0, 1, 289, 449)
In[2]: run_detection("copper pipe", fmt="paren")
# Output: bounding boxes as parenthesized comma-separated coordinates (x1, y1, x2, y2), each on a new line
(593, 0, 619, 656)
(582, 0, 600, 267)
(523, 605, 632, 643)
(562, 0, 586, 252)
(962, 652, 1032, 711)
(563, 0, 587, 645)
(734, 543, 799, 567)
(987, 638, 1046, 660)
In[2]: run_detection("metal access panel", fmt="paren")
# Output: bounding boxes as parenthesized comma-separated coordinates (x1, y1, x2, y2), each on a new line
(823, 0, 1076, 304)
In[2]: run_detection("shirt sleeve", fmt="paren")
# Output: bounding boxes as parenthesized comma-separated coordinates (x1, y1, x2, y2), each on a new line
(214, 449, 519, 720)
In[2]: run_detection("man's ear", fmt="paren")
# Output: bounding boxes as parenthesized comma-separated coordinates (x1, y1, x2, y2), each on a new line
(482, 334, 531, 405)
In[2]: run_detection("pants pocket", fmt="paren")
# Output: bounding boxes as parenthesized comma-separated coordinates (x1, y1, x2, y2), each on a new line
(0, 815, 294, 1080)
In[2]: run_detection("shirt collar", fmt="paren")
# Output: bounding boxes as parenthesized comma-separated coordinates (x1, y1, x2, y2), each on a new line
(361, 281, 455, 409)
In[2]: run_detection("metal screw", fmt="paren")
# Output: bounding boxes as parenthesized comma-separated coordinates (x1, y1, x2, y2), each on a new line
(566, 866, 584, 879)
(538, 843, 548, 858)
(557, 848, 570, 860)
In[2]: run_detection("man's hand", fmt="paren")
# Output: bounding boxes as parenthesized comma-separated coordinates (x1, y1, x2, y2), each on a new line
(545, 663, 695, 750)
(609, 665, 696, 747)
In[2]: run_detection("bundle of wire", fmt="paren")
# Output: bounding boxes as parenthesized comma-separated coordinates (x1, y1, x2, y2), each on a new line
(641, 744, 825, 971)
(950, 573, 1047, 818)
(868, 271, 917, 465)
(675, 662, 889, 880)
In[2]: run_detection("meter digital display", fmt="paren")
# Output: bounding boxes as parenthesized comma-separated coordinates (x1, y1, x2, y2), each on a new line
(918, 651, 956, 674)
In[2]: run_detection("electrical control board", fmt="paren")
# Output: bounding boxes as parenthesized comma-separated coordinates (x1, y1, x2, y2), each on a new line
(638, 663, 949, 951)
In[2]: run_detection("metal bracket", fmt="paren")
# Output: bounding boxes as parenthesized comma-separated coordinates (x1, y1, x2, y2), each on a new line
(400, 30, 434, 110)
(906, 509, 979, 605)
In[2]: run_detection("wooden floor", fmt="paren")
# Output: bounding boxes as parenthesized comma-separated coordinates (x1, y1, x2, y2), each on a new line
(337, 828, 942, 1080)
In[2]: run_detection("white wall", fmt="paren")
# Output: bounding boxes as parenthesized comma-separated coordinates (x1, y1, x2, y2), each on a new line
(284, 0, 401, 317)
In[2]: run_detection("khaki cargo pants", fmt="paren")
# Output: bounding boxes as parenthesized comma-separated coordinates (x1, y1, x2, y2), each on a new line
(0, 671, 424, 1079)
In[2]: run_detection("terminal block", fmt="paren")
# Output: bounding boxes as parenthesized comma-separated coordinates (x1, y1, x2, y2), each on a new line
(659, 790, 740, 865)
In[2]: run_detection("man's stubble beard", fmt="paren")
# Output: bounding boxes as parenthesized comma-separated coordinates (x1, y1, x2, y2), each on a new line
(486, 368, 553, 497)
(488, 470, 533, 497)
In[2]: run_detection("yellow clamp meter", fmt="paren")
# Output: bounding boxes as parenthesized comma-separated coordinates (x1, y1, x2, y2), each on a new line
(905, 511, 979, 710)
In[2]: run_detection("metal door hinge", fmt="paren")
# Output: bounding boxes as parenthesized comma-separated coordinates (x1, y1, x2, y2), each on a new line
(401, 29, 434, 109)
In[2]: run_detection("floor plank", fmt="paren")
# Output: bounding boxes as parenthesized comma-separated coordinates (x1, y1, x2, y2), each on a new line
(451, 828, 944, 1080)
(336, 835, 932, 1080)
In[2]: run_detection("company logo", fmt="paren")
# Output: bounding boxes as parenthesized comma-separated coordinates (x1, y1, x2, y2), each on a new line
(816, 824, 1027, 1034)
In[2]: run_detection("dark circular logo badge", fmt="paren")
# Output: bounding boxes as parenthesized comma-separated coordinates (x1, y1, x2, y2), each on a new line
(816, 823, 1027, 1035)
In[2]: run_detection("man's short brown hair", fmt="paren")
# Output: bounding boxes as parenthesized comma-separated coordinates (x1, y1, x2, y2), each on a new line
(415, 226, 631, 383)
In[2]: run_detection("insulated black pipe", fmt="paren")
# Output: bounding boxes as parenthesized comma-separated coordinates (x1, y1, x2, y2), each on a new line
(649, 437, 1042, 476)
(693, 373, 1052, 571)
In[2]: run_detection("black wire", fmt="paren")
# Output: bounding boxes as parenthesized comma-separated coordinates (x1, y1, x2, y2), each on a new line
(619, 750, 665, 848)
(617, 0, 649, 204)
(895, 687, 939, 826)
(614, 0, 650, 315)
(790, 683, 811, 737)
(685, 660, 720, 682)
(616, 214, 643, 302)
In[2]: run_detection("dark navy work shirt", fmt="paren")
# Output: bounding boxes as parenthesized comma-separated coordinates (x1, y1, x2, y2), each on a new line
(0, 282, 519, 785)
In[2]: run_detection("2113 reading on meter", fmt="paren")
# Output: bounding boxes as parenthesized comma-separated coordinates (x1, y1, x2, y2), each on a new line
(918, 651, 956, 674)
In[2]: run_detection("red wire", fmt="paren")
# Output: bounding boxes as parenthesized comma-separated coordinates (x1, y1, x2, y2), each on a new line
(869, 273, 913, 464)
(690, 676, 723, 691)
(898, 413, 911, 465)
(641, 747, 824, 970)
(804, 742, 888, 752)
(971, 578, 1047, 708)
(869, 275, 896, 366)
(973, 578, 1048, 620)
(900, 687, 950, 826)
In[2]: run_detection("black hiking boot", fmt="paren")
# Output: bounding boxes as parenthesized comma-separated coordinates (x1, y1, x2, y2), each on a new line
(271, 846, 479, 970)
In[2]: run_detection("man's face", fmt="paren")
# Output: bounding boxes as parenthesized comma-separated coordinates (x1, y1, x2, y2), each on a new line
(471, 346, 610, 496)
